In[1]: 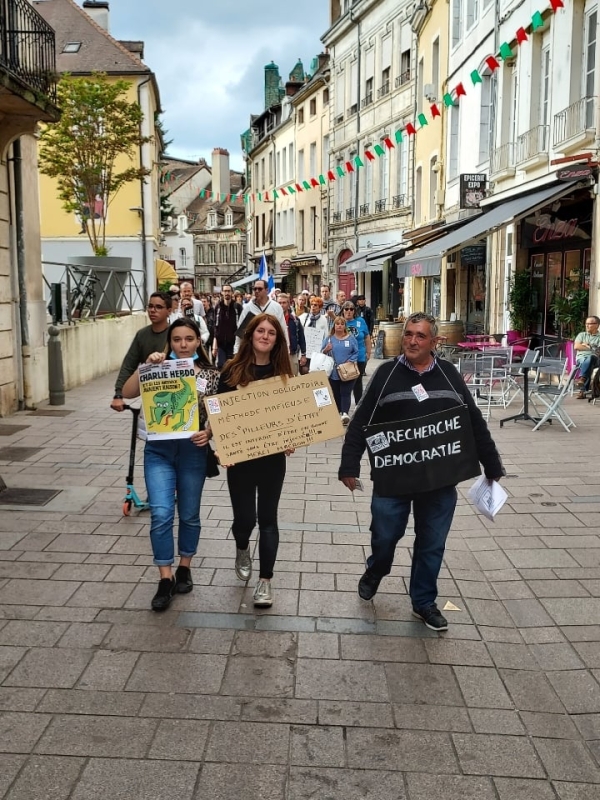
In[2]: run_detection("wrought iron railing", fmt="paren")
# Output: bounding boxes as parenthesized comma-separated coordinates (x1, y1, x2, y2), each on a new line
(392, 194, 406, 209)
(396, 70, 411, 87)
(375, 199, 387, 213)
(332, 211, 342, 223)
(553, 96, 596, 147)
(361, 93, 373, 108)
(0, 0, 57, 102)
(359, 203, 370, 216)
(377, 82, 390, 98)
(516, 125, 549, 163)
(43, 260, 146, 324)
(345, 207, 355, 220)
(490, 142, 515, 176)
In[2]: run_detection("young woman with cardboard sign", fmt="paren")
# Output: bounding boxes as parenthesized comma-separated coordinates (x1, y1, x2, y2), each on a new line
(216, 313, 294, 608)
(339, 312, 504, 631)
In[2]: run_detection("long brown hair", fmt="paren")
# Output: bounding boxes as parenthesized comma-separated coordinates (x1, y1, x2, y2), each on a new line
(223, 313, 292, 387)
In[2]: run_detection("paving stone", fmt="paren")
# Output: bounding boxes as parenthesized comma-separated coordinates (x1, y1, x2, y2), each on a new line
(56, 622, 110, 649)
(0, 562, 59, 580)
(546, 670, 600, 713)
(0, 754, 27, 796)
(519, 711, 579, 739)
(220, 655, 294, 698)
(232, 630, 296, 658)
(493, 777, 558, 800)
(147, 718, 210, 761)
(71, 758, 199, 800)
(0, 712, 51, 753)
(453, 666, 514, 709)
(0, 620, 69, 648)
(393, 703, 472, 732)
(346, 727, 459, 772)
(296, 658, 389, 702)
(468, 708, 524, 735)
(553, 783, 600, 800)
(46, 534, 118, 554)
(4, 755, 86, 800)
(0, 688, 45, 713)
(195, 764, 287, 800)
(385, 663, 464, 706)
(299, 590, 375, 619)
(318, 700, 394, 728)
(66, 582, 134, 609)
(404, 774, 496, 800)
(541, 598, 600, 626)
(528, 643, 585, 671)
(340, 633, 427, 662)
(139, 692, 241, 721)
(126, 652, 226, 694)
(522, 627, 567, 644)
(573, 713, 600, 740)
(452, 733, 545, 777)
(241, 698, 317, 725)
(297, 632, 339, 659)
(51, 564, 111, 582)
(528, 579, 590, 598)
(290, 724, 345, 767)
(4, 648, 91, 689)
(0, 646, 27, 682)
(35, 714, 157, 758)
(500, 669, 565, 712)
(463, 598, 515, 627)
(0, 580, 79, 607)
(533, 738, 600, 782)
(103, 624, 190, 652)
(503, 599, 556, 628)
(36, 689, 144, 717)
(486, 642, 538, 670)
(34, 607, 99, 624)
(188, 628, 235, 654)
(205, 721, 290, 764)
(76, 650, 138, 691)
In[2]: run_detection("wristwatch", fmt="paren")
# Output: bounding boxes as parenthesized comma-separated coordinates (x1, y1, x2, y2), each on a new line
(113, 393, 123, 400)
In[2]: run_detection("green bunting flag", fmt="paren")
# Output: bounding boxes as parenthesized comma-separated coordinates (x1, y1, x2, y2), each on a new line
(417, 113, 428, 127)
(199, 189, 205, 198)
(394, 130, 403, 144)
(273, 190, 279, 199)
(354, 156, 364, 167)
(336, 165, 345, 177)
(532, 10, 544, 29)
(443, 93, 453, 107)
(302, 180, 311, 191)
(373, 144, 385, 156)
(257, 193, 262, 201)
(319, 174, 326, 185)
(288, 186, 296, 194)
(499, 42, 513, 60)
(471, 69, 482, 85)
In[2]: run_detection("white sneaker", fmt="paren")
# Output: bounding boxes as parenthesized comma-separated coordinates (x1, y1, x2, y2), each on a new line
(341, 413, 350, 426)
(253, 579, 273, 607)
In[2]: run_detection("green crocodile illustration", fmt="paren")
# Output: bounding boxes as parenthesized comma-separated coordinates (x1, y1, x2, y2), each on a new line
(150, 379, 194, 430)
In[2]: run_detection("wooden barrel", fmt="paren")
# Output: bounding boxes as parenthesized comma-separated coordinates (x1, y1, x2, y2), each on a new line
(436, 320, 464, 345)
(381, 322, 404, 357)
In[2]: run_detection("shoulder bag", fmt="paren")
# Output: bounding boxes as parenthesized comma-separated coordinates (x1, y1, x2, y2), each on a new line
(330, 337, 360, 381)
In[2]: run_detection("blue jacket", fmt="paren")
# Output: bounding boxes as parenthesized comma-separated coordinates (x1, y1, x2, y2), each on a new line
(284, 313, 306, 356)
(346, 317, 370, 361)
(324, 334, 358, 380)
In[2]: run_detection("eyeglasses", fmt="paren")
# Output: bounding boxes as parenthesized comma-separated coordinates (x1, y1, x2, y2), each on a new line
(147, 304, 167, 311)
(253, 287, 263, 292)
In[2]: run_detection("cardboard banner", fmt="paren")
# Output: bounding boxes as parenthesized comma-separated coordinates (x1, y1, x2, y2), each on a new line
(139, 358, 198, 440)
(204, 373, 344, 464)
(364, 405, 481, 496)
(304, 326, 326, 357)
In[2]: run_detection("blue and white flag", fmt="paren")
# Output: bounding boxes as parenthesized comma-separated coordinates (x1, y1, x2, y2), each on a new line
(258, 254, 268, 283)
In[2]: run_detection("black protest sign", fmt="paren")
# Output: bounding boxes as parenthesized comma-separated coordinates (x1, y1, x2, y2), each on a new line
(363, 405, 481, 496)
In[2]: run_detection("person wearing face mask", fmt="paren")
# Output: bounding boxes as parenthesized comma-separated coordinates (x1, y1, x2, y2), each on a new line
(122, 318, 219, 611)
(216, 313, 294, 609)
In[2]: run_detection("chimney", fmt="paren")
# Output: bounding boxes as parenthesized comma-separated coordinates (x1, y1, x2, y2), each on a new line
(264, 61, 281, 109)
(82, 1, 110, 32)
(211, 148, 230, 199)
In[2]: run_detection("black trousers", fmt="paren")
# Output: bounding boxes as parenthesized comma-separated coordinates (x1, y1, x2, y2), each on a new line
(353, 361, 367, 404)
(226, 452, 286, 579)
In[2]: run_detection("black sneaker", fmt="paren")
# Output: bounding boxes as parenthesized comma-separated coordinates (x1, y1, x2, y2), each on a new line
(412, 604, 448, 631)
(174, 565, 193, 594)
(151, 577, 175, 611)
(358, 569, 381, 600)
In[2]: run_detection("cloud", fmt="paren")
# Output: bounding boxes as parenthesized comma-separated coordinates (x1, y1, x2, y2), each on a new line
(100, 0, 330, 168)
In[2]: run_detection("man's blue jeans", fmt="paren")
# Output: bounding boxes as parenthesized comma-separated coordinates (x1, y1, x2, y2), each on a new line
(577, 354, 599, 390)
(368, 486, 457, 609)
(144, 438, 207, 566)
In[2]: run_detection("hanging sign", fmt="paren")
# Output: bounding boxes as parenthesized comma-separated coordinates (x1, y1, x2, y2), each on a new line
(460, 174, 487, 209)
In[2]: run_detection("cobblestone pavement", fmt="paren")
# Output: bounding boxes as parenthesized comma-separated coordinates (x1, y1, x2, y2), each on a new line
(0, 369, 599, 799)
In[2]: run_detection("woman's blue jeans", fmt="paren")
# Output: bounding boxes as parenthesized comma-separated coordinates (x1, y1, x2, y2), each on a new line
(368, 486, 457, 610)
(144, 438, 207, 566)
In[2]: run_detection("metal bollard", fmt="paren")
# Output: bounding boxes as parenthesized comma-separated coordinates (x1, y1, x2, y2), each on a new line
(47, 325, 65, 406)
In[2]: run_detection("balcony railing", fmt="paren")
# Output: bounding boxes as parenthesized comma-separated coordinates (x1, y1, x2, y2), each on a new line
(516, 125, 549, 164)
(345, 207, 355, 220)
(377, 82, 390, 99)
(396, 70, 411, 87)
(392, 194, 406, 209)
(553, 96, 596, 147)
(332, 211, 342, 223)
(375, 199, 387, 213)
(359, 203, 370, 217)
(361, 93, 373, 108)
(0, 0, 57, 102)
(347, 103, 358, 117)
(490, 142, 516, 176)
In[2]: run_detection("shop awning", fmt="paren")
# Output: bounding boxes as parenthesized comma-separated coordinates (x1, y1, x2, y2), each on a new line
(395, 181, 578, 278)
(230, 272, 260, 288)
(155, 259, 178, 286)
(346, 243, 404, 272)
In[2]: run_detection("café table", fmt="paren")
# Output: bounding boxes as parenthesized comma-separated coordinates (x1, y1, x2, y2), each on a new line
(499, 357, 546, 427)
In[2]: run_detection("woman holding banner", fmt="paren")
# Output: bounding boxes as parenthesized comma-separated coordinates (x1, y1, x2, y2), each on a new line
(216, 313, 294, 608)
(122, 318, 219, 612)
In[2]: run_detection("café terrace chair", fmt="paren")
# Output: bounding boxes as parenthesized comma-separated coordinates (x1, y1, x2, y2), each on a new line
(458, 352, 510, 421)
(529, 359, 578, 432)
(504, 348, 540, 408)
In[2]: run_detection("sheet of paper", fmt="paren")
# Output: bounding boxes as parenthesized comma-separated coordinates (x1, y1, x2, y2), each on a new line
(467, 475, 508, 521)
(139, 358, 198, 440)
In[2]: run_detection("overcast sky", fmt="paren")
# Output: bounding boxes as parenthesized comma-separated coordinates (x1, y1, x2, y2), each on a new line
(95, 0, 330, 169)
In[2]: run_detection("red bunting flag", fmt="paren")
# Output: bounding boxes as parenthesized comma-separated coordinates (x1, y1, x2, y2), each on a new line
(485, 56, 500, 71)
(327, 170, 336, 181)
(431, 104, 441, 118)
(550, 0, 564, 10)
(281, 187, 288, 196)
(383, 137, 395, 149)
(455, 82, 467, 98)
(295, 183, 303, 192)
(365, 150, 376, 161)
(264, 192, 269, 201)
(516, 27, 528, 44)
(345, 161, 355, 172)
(406, 123, 417, 136)
(310, 178, 319, 187)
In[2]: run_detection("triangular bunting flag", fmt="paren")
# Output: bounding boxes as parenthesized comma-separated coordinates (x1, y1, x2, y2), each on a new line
(327, 170, 336, 181)
(455, 82, 467, 97)
(516, 26, 528, 44)
(417, 113, 428, 127)
(345, 161, 355, 172)
(281, 187, 288, 196)
(383, 137, 394, 149)
(257, 193, 262, 201)
(431, 103, 441, 118)
(354, 156, 364, 167)
(443, 93, 454, 107)
(394, 130, 403, 144)
(365, 150, 376, 161)
(310, 178, 319, 187)
(295, 183, 303, 192)
(373, 144, 385, 156)
(485, 55, 500, 71)
(531, 10, 544, 29)
(302, 181, 311, 191)
(336, 165, 345, 177)
(288, 186, 296, 194)
(318, 174, 326, 185)
(406, 123, 416, 136)
(273, 190, 279, 199)
(499, 42, 513, 60)
(550, 0, 564, 10)
(199, 189, 205, 198)
(471, 69, 482, 85)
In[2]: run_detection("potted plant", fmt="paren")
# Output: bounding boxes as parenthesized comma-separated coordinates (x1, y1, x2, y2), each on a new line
(550, 272, 589, 339)
(507, 268, 535, 335)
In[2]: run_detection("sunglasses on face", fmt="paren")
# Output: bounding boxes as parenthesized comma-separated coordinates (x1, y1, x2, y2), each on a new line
(147, 304, 167, 310)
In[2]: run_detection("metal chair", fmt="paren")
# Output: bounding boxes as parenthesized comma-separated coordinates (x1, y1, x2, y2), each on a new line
(504, 348, 540, 408)
(459, 352, 510, 420)
(529, 360, 577, 432)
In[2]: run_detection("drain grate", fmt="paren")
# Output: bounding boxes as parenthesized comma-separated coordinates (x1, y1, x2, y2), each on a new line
(0, 425, 30, 436)
(0, 488, 61, 506)
(0, 447, 41, 462)
(28, 409, 73, 417)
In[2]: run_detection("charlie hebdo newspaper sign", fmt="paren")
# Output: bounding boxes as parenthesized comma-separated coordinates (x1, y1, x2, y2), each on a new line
(204, 374, 343, 464)
(364, 406, 481, 496)
(139, 358, 198, 440)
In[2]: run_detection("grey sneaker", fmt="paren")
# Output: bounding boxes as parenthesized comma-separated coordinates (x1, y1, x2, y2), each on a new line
(235, 547, 252, 582)
(253, 579, 273, 607)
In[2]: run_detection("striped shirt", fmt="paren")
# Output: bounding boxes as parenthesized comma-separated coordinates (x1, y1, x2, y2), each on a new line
(398, 353, 437, 375)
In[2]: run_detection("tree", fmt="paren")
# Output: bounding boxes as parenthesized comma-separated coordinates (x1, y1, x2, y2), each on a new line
(39, 73, 151, 256)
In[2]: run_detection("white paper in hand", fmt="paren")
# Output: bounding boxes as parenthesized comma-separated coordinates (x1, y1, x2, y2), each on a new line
(468, 476, 508, 521)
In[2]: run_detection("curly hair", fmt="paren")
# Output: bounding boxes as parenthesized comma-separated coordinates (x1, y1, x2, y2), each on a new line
(309, 296, 323, 308)
(166, 318, 212, 367)
(223, 313, 293, 388)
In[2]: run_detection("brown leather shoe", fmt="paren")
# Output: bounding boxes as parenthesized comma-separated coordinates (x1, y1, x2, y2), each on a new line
(576, 390, 587, 399)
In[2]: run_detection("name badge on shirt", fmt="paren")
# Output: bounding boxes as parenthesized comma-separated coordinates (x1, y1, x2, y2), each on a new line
(344, 340, 350, 347)
(412, 383, 429, 402)
(196, 377, 208, 393)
